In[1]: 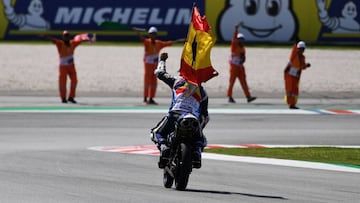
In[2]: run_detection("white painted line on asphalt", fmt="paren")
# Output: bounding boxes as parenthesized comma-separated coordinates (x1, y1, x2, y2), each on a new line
(202, 153, 360, 173)
(88, 144, 360, 173)
(249, 144, 360, 148)
(208, 109, 318, 114)
(1, 108, 358, 114)
(350, 110, 360, 114)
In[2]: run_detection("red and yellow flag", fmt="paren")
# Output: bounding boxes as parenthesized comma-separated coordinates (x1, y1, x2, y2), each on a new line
(180, 5, 218, 86)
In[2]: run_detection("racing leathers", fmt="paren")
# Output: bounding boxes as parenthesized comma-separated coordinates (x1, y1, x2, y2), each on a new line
(150, 57, 208, 169)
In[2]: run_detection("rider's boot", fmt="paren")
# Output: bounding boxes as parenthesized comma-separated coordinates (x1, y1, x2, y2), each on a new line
(158, 144, 170, 169)
(192, 148, 202, 169)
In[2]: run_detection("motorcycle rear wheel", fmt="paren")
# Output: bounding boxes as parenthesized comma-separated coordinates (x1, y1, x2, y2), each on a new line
(175, 143, 192, 190)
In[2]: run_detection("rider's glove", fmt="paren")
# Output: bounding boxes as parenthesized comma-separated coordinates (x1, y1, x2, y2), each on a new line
(154, 60, 166, 75)
(155, 53, 168, 74)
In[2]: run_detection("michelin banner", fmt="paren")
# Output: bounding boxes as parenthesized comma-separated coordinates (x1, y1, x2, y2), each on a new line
(1, 0, 359, 43)
(0, 0, 202, 41)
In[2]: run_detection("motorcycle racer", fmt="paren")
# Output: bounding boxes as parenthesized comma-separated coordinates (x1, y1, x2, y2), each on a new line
(150, 53, 209, 169)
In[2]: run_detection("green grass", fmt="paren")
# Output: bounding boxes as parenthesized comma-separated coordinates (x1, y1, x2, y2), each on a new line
(204, 147, 360, 167)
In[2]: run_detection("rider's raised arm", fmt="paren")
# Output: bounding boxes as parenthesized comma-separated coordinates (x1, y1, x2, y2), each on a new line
(154, 53, 176, 88)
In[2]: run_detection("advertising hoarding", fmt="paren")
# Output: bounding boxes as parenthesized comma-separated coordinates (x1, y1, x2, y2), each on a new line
(1, 0, 359, 43)
(0, 0, 202, 41)
(207, 0, 360, 43)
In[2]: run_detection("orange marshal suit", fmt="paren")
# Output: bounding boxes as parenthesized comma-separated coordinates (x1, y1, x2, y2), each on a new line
(227, 31, 251, 98)
(52, 39, 82, 100)
(142, 38, 173, 99)
(284, 44, 308, 107)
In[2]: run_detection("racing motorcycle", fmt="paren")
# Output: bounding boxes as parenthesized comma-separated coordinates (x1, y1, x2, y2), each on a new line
(162, 113, 202, 190)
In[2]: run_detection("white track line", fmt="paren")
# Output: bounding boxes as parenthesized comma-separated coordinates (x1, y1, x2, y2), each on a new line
(88, 144, 360, 173)
(202, 153, 360, 173)
(0, 108, 359, 114)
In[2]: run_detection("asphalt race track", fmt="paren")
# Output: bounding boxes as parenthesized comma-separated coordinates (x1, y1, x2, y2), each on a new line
(0, 97, 359, 202)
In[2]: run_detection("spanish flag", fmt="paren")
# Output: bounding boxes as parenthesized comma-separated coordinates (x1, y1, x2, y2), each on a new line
(180, 5, 218, 86)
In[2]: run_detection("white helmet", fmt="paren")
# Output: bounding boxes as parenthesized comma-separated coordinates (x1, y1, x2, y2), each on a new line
(237, 33, 245, 39)
(62, 30, 69, 36)
(148, 26, 158, 34)
(297, 41, 306, 49)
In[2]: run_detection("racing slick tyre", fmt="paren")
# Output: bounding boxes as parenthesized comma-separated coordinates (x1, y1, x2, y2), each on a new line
(175, 143, 192, 190)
